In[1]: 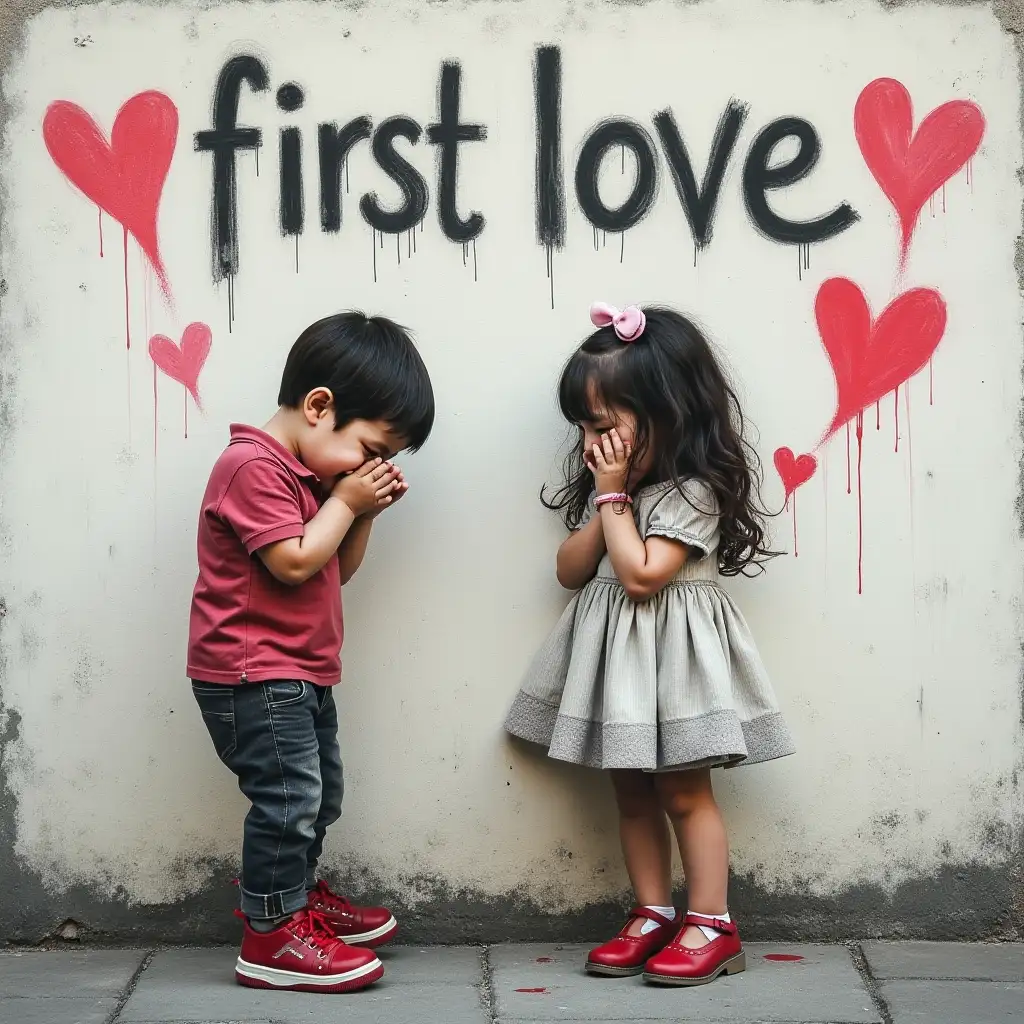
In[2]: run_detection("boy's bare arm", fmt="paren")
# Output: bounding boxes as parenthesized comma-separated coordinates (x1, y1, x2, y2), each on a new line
(259, 460, 400, 585)
(337, 517, 374, 585)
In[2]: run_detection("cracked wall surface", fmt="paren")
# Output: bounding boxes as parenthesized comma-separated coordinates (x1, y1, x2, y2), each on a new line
(0, 0, 1022, 943)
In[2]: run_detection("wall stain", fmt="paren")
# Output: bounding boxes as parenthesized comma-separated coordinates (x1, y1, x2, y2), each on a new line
(0, 0, 1022, 945)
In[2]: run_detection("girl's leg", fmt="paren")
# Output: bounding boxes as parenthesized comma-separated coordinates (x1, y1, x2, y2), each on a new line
(653, 768, 729, 948)
(610, 769, 674, 918)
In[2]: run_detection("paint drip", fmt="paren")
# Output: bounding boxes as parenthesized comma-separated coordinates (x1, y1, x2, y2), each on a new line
(894, 385, 899, 453)
(545, 244, 555, 310)
(856, 411, 864, 595)
(845, 422, 852, 496)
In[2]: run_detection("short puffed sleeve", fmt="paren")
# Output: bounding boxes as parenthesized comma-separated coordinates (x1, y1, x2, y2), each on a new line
(643, 481, 719, 559)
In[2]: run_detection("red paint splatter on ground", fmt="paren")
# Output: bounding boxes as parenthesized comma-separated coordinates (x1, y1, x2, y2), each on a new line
(764, 954, 805, 963)
(535, 957, 554, 963)
(515, 987, 548, 993)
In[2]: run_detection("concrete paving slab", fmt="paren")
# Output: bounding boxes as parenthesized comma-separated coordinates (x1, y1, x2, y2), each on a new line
(490, 943, 880, 1023)
(0, 997, 120, 1024)
(117, 946, 489, 1024)
(883, 979, 1024, 1024)
(0, 949, 146, 996)
(863, 941, 1024, 981)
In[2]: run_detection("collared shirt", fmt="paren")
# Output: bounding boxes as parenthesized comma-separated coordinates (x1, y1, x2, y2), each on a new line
(187, 424, 343, 686)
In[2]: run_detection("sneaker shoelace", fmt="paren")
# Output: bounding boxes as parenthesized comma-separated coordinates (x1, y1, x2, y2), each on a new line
(289, 908, 347, 956)
(312, 881, 354, 915)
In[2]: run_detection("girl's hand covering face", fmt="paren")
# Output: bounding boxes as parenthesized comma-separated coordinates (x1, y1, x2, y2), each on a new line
(589, 429, 632, 494)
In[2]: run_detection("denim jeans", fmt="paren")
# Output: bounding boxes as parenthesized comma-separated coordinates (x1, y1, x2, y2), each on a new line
(191, 680, 343, 920)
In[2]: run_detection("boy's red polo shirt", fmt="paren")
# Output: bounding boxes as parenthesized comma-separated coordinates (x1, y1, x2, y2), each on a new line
(187, 424, 343, 686)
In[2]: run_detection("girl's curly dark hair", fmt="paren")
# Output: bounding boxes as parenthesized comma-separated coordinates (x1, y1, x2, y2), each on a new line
(542, 306, 778, 576)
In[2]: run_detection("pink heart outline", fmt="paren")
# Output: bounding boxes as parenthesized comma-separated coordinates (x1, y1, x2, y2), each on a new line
(149, 322, 212, 408)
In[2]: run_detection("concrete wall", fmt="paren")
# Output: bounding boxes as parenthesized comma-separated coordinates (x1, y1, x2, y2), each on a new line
(1, 0, 1022, 945)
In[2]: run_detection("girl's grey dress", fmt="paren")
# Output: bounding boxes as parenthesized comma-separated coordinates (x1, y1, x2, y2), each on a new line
(505, 481, 795, 771)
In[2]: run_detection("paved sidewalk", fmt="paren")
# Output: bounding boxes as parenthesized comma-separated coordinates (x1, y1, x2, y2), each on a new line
(1, 941, 1021, 1024)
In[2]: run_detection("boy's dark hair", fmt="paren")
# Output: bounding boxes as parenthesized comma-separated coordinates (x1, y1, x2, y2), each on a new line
(278, 311, 434, 451)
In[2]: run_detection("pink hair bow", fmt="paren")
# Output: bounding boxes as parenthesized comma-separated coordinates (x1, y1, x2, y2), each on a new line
(590, 302, 646, 343)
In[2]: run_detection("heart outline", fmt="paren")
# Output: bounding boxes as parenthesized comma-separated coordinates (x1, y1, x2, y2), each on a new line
(855, 78, 985, 263)
(43, 90, 178, 297)
(816, 277, 946, 440)
(773, 447, 817, 500)
(149, 323, 212, 407)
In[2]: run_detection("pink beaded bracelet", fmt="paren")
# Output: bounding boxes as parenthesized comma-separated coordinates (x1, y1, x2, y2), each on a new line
(594, 492, 632, 508)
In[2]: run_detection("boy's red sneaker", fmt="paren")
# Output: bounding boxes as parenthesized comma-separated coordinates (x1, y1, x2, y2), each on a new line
(307, 880, 399, 947)
(234, 909, 384, 993)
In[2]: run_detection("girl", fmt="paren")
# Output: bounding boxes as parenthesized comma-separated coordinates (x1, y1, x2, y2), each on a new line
(506, 303, 795, 987)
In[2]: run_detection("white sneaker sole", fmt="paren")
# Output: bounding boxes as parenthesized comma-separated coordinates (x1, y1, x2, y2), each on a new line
(235, 955, 382, 989)
(345, 914, 398, 946)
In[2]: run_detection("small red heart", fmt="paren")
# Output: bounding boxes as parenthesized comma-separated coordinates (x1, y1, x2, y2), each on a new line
(773, 448, 817, 500)
(855, 78, 984, 262)
(43, 91, 178, 295)
(149, 323, 212, 407)
(816, 278, 946, 439)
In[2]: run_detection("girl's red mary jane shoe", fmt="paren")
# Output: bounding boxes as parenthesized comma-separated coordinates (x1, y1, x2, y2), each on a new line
(643, 914, 746, 986)
(585, 907, 682, 977)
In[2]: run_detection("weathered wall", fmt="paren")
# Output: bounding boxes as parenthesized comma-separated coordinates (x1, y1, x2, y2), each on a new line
(1, 0, 1022, 944)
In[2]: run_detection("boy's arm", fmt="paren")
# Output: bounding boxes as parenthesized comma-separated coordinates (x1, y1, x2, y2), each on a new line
(259, 496, 357, 586)
(335, 465, 408, 586)
(259, 461, 401, 586)
(336, 517, 374, 585)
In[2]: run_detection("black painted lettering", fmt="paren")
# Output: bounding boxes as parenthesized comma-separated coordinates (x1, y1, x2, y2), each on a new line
(276, 82, 304, 113)
(742, 117, 859, 244)
(575, 120, 658, 232)
(534, 45, 565, 251)
(360, 116, 428, 235)
(194, 54, 270, 282)
(319, 117, 372, 232)
(654, 102, 747, 250)
(426, 62, 487, 243)
(279, 127, 303, 236)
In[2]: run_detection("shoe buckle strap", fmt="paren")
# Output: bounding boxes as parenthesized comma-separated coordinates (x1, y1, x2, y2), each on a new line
(624, 906, 675, 930)
(683, 913, 736, 935)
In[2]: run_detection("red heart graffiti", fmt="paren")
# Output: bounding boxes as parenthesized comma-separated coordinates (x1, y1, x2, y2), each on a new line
(816, 278, 946, 439)
(855, 78, 985, 262)
(773, 448, 817, 500)
(43, 91, 178, 296)
(149, 323, 212, 407)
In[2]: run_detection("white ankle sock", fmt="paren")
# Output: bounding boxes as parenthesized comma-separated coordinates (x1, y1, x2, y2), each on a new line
(639, 905, 676, 935)
(688, 910, 731, 942)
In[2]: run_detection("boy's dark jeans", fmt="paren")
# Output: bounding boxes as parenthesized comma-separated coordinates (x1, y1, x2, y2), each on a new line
(191, 679, 343, 921)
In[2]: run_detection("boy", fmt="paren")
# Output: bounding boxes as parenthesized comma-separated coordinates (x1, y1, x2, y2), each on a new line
(188, 312, 434, 993)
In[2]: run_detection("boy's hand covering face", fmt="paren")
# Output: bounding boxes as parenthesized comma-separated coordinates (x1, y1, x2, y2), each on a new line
(330, 459, 402, 518)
